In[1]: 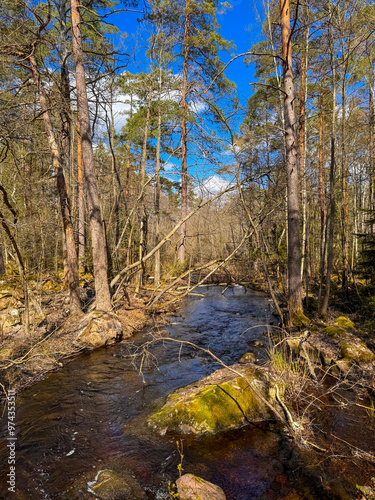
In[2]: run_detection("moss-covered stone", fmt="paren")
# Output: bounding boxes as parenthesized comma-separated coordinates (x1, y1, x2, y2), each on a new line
(322, 326, 346, 338)
(335, 316, 355, 330)
(341, 342, 375, 364)
(239, 352, 256, 364)
(148, 365, 280, 435)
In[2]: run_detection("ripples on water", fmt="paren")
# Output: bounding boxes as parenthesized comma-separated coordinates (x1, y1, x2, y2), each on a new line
(0, 286, 372, 499)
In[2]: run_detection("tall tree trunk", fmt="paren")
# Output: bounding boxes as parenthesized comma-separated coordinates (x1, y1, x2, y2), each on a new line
(0, 243, 5, 275)
(154, 75, 162, 288)
(77, 116, 86, 273)
(298, 3, 308, 287)
(70, 0, 111, 311)
(341, 47, 349, 291)
(136, 97, 151, 292)
(367, 44, 375, 231)
(280, 0, 302, 323)
(178, 0, 190, 264)
(318, 80, 327, 302)
(321, 17, 336, 315)
(28, 54, 81, 314)
(125, 94, 133, 208)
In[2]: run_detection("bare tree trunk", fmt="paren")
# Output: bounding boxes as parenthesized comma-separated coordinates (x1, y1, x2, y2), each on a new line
(280, 0, 302, 323)
(154, 88, 162, 289)
(136, 98, 151, 292)
(321, 19, 336, 315)
(77, 116, 86, 273)
(28, 54, 81, 314)
(70, 0, 111, 311)
(341, 47, 349, 291)
(125, 94, 133, 208)
(0, 243, 5, 275)
(298, 3, 308, 288)
(178, 0, 190, 264)
(318, 80, 327, 302)
(367, 44, 375, 232)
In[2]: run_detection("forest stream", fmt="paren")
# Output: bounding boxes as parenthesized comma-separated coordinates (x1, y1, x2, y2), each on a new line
(1, 286, 374, 499)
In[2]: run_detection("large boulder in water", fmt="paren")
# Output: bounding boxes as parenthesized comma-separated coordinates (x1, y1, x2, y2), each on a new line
(176, 474, 226, 500)
(74, 311, 125, 349)
(148, 364, 282, 435)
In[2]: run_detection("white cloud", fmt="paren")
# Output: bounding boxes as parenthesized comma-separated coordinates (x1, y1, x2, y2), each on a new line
(195, 175, 234, 198)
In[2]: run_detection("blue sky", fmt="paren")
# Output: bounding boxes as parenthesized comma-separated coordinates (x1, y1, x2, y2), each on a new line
(104, 1, 267, 188)
(109, 0, 265, 105)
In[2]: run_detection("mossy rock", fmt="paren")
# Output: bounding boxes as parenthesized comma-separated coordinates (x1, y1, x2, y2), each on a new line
(322, 326, 346, 338)
(148, 365, 280, 435)
(335, 316, 355, 330)
(176, 473, 226, 500)
(87, 469, 146, 499)
(247, 340, 264, 349)
(239, 352, 256, 364)
(341, 342, 375, 364)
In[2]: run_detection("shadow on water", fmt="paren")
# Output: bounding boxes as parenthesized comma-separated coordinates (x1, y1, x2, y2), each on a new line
(0, 286, 374, 499)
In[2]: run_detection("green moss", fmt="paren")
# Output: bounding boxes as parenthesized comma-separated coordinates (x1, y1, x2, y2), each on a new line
(323, 326, 346, 338)
(290, 310, 310, 328)
(148, 371, 274, 435)
(341, 342, 375, 363)
(336, 316, 355, 329)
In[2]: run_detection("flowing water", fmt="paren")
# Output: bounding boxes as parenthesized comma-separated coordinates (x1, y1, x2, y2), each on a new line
(0, 286, 374, 499)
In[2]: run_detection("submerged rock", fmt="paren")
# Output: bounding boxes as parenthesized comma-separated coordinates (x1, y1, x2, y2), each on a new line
(75, 311, 125, 349)
(87, 469, 147, 500)
(176, 474, 226, 500)
(148, 364, 282, 435)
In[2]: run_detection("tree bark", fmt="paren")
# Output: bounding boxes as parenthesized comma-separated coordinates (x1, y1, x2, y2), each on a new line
(136, 96, 151, 292)
(154, 79, 162, 288)
(341, 44, 349, 291)
(298, 3, 308, 288)
(77, 116, 86, 273)
(318, 80, 327, 302)
(321, 15, 336, 315)
(28, 54, 81, 314)
(178, 0, 190, 264)
(0, 243, 5, 275)
(280, 0, 302, 323)
(70, 0, 111, 311)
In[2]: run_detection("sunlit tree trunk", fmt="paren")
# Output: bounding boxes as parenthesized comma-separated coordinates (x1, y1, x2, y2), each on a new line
(318, 80, 327, 302)
(341, 44, 349, 291)
(136, 97, 151, 292)
(76, 116, 85, 273)
(154, 66, 162, 288)
(70, 0, 111, 311)
(299, 3, 308, 293)
(321, 13, 336, 315)
(178, 0, 190, 264)
(28, 54, 81, 313)
(280, 0, 302, 323)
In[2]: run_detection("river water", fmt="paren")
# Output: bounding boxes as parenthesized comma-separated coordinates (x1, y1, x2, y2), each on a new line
(0, 286, 373, 499)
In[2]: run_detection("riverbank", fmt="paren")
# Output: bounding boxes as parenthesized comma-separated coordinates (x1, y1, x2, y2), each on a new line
(0, 274, 175, 395)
